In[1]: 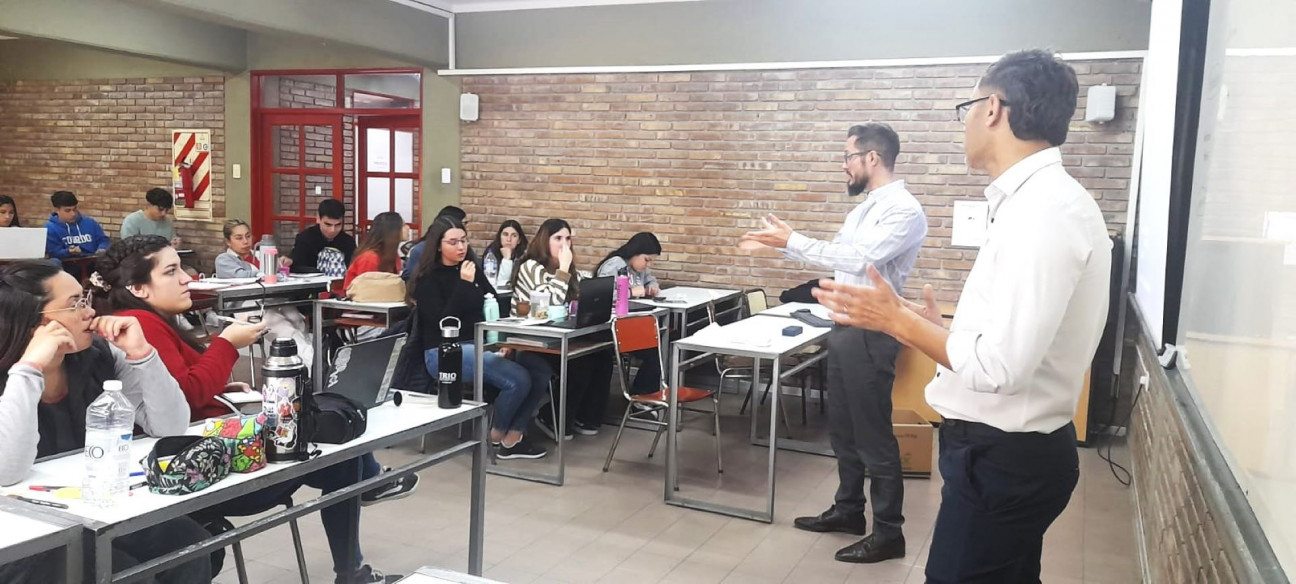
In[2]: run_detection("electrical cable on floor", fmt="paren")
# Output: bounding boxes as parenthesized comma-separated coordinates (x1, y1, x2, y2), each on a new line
(1094, 372, 1145, 487)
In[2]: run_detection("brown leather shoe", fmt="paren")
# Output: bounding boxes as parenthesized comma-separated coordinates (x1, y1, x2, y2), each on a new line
(792, 506, 867, 536)
(835, 533, 906, 564)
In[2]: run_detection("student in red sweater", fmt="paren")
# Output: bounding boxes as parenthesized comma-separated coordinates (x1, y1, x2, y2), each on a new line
(96, 235, 403, 584)
(343, 211, 408, 292)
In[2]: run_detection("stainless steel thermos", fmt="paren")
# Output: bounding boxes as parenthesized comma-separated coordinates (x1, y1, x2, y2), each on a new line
(261, 338, 312, 462)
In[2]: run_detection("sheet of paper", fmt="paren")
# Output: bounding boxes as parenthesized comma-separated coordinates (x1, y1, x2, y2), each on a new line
(952, 200, 989, 248)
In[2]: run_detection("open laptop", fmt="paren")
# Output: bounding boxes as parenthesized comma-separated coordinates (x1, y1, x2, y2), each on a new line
(0, 228, 48, 260)
(550, 276, 615, 329)
(325, 334, 406, 408)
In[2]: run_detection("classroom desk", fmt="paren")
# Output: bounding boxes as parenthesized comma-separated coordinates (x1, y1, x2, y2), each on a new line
(312, 299, 412, 393)
(666, 315, 831, 523)
(0, 503, 84, 582)
(474, 308, 667, 486)
(188, 276, 334, 315)
(632, 286, 743, 374)
(7, 396, 488, 583)
(397, 565, 505, 583)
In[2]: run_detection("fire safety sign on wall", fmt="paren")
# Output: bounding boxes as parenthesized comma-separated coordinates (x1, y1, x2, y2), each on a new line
(172, 129, 213, 220)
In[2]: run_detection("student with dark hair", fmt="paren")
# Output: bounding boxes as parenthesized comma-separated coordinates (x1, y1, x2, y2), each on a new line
(596, 232, 662, 298)
(0, 195, 21, 227)
(511, 218, 615, 439)
(121, 188, 178, 246)
(286, 198, 357, 274)
(98, 236, 403, 584)
(44, 190, 110, 259)
(813, 50, 1109, 582)
(410, 216, 551, 459)
(0, 260, 211, 584)
(482, 219, 526, 291)
(402, 205, 469, 280)
(344, 211, 408, 292)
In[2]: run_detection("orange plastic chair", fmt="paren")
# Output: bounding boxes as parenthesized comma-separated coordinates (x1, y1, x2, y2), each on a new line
(603, 313, 722, 474)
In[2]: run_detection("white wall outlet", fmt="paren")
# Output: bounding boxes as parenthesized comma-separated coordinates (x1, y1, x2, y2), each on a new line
(441, 168, 452, 184)
(232, 164, 241, 179)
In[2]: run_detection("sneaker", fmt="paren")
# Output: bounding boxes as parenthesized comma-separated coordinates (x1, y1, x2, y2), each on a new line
(573, 421, 600, 436)
(497, 436, 548, 460)
(631, 401, 662, 421)
(360, 473, 419, 507)
(535, 415, 573, 442)
(337, 564, 401, 584)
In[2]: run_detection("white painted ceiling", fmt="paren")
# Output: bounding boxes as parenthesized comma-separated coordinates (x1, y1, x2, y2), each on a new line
(393, 0, 707, 14)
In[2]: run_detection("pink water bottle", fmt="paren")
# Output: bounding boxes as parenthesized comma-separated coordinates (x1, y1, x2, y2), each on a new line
(614, 269, 630, 316)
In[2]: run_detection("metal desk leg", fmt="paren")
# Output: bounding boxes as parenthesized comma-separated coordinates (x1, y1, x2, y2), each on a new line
(468, 409, 487, 575)
(555, 336, 569, 486)
(766, 358, 780, 521)
(65, 532, 83, 584)
(313, 301, 325, 395)
(95, 531, 112, 584)
(665, 343, 680, 499)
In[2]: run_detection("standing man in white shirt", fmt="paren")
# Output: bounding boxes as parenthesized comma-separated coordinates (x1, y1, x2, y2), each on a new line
(813, 50, 1112, 583)
(742, 122, 928, 564)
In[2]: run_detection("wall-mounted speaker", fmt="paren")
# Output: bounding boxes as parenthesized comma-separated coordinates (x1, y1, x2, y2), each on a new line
(460, 93, 479, 122)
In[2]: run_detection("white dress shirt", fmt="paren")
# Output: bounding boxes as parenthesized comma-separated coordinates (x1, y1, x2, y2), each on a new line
(782, 180, 928, 291)
(926, 148, 1112, 433)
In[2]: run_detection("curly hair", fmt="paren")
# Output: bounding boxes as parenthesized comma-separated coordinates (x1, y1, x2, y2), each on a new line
(96, 235, 205, 352)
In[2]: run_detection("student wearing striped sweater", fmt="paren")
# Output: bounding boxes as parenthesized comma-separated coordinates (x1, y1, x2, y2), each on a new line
(509, 219, 614, 440)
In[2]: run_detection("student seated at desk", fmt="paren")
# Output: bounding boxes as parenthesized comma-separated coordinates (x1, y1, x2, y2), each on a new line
(214, 221, 316, 371)
(0, 194, 21, 227)
(402, 205, 470, 281)
(121, 187, 180, 247)
(344, 211, 407, 293)
(44, 190, 110, 260)
(482, 219, 526, 293)
(0, 260, 212, 584)
(596, 232, 664, 396)
(285, 199, 356, 276)
(411, 216, 550, 459)
(97, 236, 404, 584)
(511, 218, 615, 440)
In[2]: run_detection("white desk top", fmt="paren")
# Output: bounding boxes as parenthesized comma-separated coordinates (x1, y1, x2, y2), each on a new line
(0, 509, 71, 549)
(398, 567, 503, 584)
(631, 286, 742, 311)
(759, 302, 831, 320)
(189, 276, 334, 293)
(3, 396, 482, 526)
(479, 306, 667, 339)
(316, 299, 409, 312)
(674, 315, 830, 358)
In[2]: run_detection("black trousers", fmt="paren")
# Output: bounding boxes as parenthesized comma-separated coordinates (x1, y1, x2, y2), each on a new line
(925, 419, 1079, 584)
(541, 349, 615, 428)
(826, 326, 905, 539)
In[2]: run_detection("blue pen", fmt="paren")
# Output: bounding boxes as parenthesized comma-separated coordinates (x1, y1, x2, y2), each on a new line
(130, 471, 146, 477)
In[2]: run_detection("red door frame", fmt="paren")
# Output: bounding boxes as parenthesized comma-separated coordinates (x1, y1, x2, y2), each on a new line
(250, 68, 424, 239)
(255, 113, 344, 238)
(356, 114, 422, 234)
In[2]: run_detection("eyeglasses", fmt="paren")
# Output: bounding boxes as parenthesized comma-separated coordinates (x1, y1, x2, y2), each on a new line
(843, 151, 873, 164)
(443, 238, 468, 248)
(955, 95, 1010, 123)
(41, 288, 93, 315)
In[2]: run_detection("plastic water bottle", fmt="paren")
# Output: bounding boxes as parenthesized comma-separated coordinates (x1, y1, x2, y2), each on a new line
(483, 294, 501, 345)
(483, 253, 499, 283)
(83, 380, 135, 508)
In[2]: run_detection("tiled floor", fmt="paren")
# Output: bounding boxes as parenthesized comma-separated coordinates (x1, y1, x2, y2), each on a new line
(216, 392, 1141, 584)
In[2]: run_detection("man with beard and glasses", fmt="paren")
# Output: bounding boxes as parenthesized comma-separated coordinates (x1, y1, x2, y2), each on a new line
(742, 122, 927, 564)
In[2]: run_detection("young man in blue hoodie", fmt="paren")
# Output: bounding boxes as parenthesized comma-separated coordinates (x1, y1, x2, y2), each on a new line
(45, 190, 111, 259)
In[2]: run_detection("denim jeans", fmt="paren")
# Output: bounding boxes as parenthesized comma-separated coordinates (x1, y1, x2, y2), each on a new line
(202, 457, 364, 576)
(425, 344, 552, 434)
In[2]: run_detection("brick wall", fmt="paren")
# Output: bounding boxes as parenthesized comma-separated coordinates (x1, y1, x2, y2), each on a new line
(459, 59, 1140, 302)
(0, 76, 227, 270)
(1129, 327, 1244, 583)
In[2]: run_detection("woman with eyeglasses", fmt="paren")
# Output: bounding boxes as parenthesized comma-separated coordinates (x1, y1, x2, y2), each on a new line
(0, 260, 213, 583)
(409, 216, 551, 459)
(98, 235, 402, 584)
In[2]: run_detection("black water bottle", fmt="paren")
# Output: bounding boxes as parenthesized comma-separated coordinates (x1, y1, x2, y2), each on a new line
(437, 317, 463, 409)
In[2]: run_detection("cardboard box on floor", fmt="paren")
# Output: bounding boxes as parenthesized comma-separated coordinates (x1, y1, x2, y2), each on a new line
(893, 409, 934, 477)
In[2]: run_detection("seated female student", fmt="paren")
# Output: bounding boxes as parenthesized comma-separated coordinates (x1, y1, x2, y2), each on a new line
(99, 236, 401, 584)
(0, 195, 21, 227)
(596, 232, 664, 396)
(0, 261, 212, 584)
(481, 220, 526, 293)
(213, 220, 315, 371)
(344, 211, 408, 293)
(511, 218, 615, 439)
(412, 216, 551, 459)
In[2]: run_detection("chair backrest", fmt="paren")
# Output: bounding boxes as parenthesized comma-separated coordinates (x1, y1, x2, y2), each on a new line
(744, 288, 768, 316)
(610, 314, 665, 397)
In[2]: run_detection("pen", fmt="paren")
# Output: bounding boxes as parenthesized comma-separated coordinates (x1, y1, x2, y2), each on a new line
(27, 485, 66, 492)
(213, 315, 261, 326)
(7, 494, 69, 509)
(130, 471, 145, 477)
